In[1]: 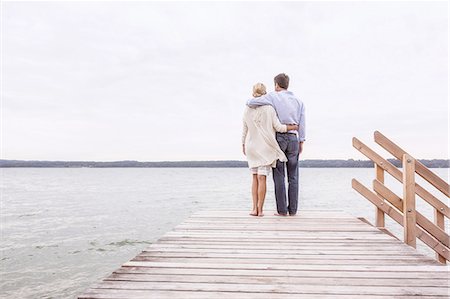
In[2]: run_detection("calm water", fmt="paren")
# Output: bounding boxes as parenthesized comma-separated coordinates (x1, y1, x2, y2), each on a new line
(1, 168, 449, 298)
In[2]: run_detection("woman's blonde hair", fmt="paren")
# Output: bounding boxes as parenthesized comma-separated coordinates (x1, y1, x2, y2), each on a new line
(252, 83, 267, 97)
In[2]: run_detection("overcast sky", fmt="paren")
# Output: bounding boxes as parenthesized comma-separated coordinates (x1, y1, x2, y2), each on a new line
(2, 1, 448, 161)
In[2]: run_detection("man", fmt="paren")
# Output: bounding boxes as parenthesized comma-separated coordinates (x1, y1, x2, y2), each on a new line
(247, 73, 305, 216)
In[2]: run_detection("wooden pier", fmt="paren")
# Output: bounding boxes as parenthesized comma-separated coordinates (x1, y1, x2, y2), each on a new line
(79, 210, 449, 298)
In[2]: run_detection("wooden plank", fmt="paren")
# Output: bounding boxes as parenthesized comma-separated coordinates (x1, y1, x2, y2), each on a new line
(130, 257, 437, 266)
(136, 252, 436, 262)
(140, 248, 429, 256)
(147, 241, 408, 248)
(156, 241, 405, 248)
(148, 245, 414, 252)
(180, 220, 371, 226)
(158, 235, 402, 245)
(188, 216, 357, 220)
(162, 240, 402, 248)
(190, 214, 355, 218)
(132, 252, 437, 265)
(157, 238, 404, 244)
(190, 211, 358, 216)
(123, 261, 449, 272)
(106, 273, 448, 287)
(184, 218, 364, 223)
(352, 137, 450, 217)
(114, 266, 449, 279)
(145, 245, 420, 253)
(79, 289, 449, 299)
(374, 130, 450, 197)
(89, 280, 450, 296)
(168, 232, 392, 239)
(174, 225, 378, 232)
(165, 231, 394, 239)
(181, 223, 370, 228)
(145, 249, 419, 256)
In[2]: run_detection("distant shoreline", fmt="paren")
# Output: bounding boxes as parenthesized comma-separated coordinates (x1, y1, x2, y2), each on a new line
(1, 159, 449, 168)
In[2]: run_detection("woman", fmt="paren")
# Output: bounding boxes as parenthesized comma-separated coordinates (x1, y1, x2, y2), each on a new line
(242, 83, 298, 217)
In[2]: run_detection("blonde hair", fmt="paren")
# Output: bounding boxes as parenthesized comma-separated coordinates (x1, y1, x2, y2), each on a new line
(252, 83, 267, 97)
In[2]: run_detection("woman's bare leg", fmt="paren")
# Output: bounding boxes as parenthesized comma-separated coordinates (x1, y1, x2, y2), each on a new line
(257, 175, 267, 216)
(250, 174, 258, 216)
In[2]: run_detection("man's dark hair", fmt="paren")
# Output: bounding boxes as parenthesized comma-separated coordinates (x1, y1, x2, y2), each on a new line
(274, 73, 289, 89)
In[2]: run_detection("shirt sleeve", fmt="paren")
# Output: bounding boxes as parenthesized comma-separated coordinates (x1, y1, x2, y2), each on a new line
(270, 108, 288, 133)
(242, 119, 248, 145)
(298, 103, 306, 142)
(246, 93, 274, 107)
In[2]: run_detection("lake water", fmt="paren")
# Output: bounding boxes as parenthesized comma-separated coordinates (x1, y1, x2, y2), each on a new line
(1, 167, 449, 298)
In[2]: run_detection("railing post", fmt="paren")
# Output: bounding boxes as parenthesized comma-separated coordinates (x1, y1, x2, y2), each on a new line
(435, 209, 446, 263)
(375, 163, 385, 228)
(403, 154, 416, 248)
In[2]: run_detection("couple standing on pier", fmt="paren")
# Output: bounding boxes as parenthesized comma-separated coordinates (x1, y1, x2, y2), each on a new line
(242, 73, 305, 217)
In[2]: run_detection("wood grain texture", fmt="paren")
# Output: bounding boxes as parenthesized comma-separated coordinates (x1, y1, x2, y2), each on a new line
(403, 154, 417, 248)
(375, 163, 385, 228)
(78, 210, 449, 299)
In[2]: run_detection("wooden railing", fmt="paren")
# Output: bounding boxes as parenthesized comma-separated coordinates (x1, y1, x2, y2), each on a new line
(352, 131, 449, 264)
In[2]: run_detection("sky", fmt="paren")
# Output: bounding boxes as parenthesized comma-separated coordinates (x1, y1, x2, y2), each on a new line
(2, 1, 449, 161)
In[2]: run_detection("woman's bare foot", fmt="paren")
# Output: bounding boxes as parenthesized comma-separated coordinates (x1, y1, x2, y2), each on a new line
(257, 208, 264, 217)
(249, 210, 258, 216)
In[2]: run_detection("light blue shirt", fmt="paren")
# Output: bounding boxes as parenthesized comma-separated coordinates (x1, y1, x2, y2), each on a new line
(247, 90, 305, 142)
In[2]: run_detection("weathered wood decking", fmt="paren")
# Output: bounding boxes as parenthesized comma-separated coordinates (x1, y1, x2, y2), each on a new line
(79, 210, 450, 298)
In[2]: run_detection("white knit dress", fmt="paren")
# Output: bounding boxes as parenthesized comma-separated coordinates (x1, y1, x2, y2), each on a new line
(242, 105, 288, 168)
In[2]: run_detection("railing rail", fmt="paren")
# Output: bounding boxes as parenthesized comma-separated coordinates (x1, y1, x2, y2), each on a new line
(374, 131, 450, 197)
(352, 131, 449, 264)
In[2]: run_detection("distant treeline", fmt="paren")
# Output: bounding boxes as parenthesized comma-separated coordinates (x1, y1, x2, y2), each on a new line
(1, 159, 449, 168)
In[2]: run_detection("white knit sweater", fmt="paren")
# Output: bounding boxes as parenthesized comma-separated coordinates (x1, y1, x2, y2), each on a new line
(242, 105, 288, 168)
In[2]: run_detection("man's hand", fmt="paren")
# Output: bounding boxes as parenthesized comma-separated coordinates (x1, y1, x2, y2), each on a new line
(299, 142, 304, 155)
(242, 144, 246, 156)
(287, 124, 299, 131)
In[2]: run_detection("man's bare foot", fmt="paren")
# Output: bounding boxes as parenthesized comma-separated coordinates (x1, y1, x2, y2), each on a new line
(249, 210, 258, 216)
(274, 213, 288, 216)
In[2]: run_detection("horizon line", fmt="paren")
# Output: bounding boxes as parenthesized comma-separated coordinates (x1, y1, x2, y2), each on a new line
(1, 158, 449, 163)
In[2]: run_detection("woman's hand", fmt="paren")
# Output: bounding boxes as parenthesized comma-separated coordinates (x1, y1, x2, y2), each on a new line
(287, 124, 299, 131)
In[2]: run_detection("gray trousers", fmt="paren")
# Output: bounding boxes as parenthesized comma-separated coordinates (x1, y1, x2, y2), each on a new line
(273, 133, 299, 215)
